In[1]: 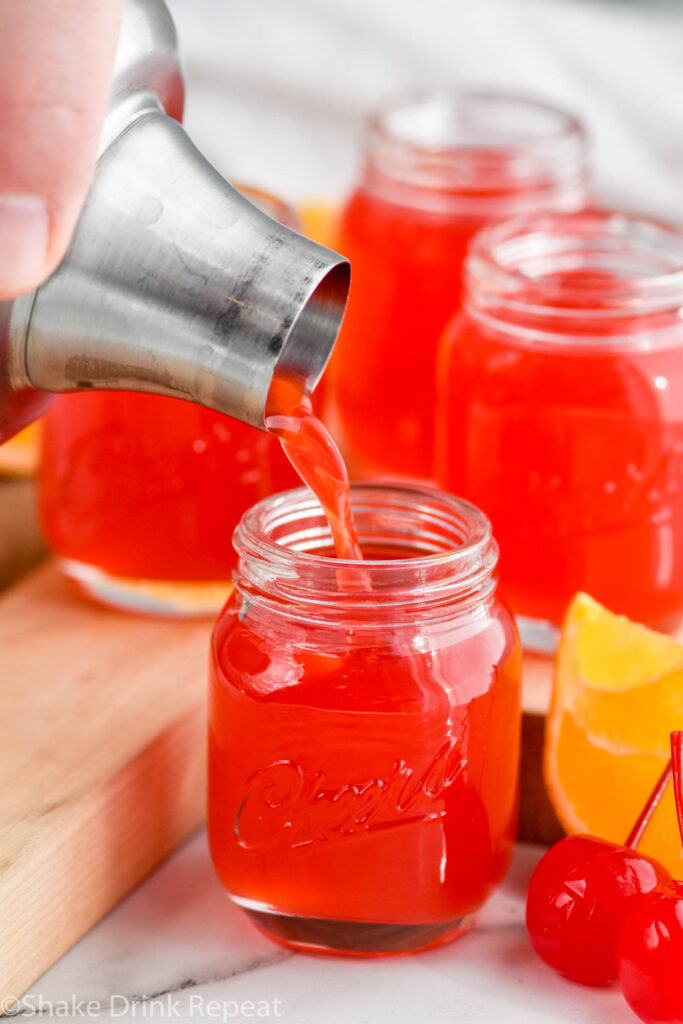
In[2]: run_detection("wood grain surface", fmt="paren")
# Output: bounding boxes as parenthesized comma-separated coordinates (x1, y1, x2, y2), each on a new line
(0, 564, 211, 1001)
(0, 478, 46, 592)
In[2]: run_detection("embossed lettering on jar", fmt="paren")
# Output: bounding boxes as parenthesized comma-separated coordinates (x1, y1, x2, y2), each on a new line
(208, 484, 521, 955)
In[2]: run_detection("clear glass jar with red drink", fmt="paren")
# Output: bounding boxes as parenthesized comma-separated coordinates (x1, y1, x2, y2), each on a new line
(39, 188, 300, 616)
(209, 483, 521, 955)
(327, 91, 589, 484)
(436, 211, 683, 650)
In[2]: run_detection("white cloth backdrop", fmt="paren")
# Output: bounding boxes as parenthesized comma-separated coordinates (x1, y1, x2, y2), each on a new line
(167, 0, 682, 221)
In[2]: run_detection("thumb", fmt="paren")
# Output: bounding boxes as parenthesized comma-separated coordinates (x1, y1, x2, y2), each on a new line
(0, 0, 124, 300)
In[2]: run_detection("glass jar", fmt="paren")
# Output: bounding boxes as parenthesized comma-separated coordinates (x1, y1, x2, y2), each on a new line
(436, 210, 683, 650)
(327, 91, 590, 485)
(39, 188, 300, 617)
(208, 484, 521, 955)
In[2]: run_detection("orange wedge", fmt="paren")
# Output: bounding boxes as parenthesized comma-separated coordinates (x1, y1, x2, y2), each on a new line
(0, 422, 41, 477)
(545, 592, 683, 877)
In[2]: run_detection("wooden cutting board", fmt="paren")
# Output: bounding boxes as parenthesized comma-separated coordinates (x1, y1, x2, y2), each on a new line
(0, 562, 212, 1002)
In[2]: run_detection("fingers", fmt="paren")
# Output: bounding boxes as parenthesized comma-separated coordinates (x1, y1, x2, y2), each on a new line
(0, 0, 125, 299)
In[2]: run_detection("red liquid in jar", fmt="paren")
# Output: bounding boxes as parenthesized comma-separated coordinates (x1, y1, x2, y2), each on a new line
(326, 92, 588, 484)
(329, 189, 478, 483)
(210, 375, 521, 951)
(39, 379, 356, 590)
(208, 551, 520, 950)
(40, 391, 298, 582)
(437, 270, 683, 628)
(330, 186, 587, 482)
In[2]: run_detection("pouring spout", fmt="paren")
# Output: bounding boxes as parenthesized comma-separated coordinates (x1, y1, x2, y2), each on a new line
(8, 110, 349, 431)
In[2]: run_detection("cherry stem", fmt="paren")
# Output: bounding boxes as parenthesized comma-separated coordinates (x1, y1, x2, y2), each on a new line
(625, 758, 673, 849)
(671, 731, 683, 848)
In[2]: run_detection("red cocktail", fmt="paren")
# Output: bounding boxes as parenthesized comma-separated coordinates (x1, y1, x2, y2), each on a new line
(437, 211, 683, 648)
(327, 92, 589, 483)
(209, 484, 521, 954)
(40, 391, 297, 613)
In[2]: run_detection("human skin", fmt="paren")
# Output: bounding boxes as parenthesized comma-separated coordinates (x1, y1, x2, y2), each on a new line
(0, 0, 124, 299)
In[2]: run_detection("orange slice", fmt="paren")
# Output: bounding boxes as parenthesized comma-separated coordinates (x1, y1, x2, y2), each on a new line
(545, 592, 683, 877)
(0, 422, 41, 477)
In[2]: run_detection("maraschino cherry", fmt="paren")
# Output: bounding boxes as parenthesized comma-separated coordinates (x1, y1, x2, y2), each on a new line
(526, 758, 673, 986)
(616, 732, 683, 1024)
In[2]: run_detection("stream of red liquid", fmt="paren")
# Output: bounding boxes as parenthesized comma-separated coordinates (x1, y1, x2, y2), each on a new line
(265, 377, 363, 561)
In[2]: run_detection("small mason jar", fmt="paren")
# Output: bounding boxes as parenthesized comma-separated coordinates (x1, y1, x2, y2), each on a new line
(437, 210, 683, 650)
(327, 91, 589, 485)
(209, 484, 521, 955)
(39, 187, 299, 617)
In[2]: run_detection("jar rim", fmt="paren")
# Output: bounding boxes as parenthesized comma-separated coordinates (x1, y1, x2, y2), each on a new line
(466, 209, 683, 331)
(364, 89, 588, 211)
(233, 484, 498, 616)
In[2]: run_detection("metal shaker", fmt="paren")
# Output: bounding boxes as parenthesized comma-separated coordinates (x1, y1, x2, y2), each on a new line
(0, 0, 350, 443)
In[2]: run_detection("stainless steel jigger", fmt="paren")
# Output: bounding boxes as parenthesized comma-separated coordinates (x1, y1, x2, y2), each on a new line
(0, 0, 350, 442)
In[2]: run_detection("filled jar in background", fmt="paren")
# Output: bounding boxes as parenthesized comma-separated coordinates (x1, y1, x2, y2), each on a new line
(436, 210, 683, 650)
(39, 188, 300, 617)
(209, 484, 521, 955)
(326, 91, 590, 484)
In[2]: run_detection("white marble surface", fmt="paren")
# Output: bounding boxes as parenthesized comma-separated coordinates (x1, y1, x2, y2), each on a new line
(11, 2, 683, 1021)
(16, 835, 637, 1024)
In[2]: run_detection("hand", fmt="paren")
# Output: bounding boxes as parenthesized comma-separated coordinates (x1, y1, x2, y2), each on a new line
(0, 0, 124, 300)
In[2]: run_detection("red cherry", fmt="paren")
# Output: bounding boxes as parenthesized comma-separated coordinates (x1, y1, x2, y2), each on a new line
(527, 755, 674, 986)
(617, 733, 683, 1023)
(526, 834, 670, 986)
(617, 880, 683, 1024)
